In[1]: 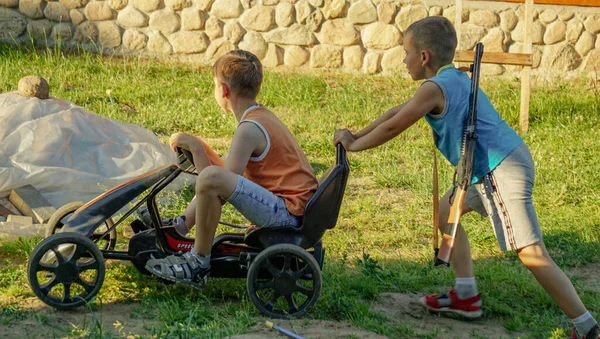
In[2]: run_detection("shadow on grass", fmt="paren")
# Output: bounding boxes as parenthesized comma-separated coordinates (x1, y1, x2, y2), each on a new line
(4, 227, 599, 338)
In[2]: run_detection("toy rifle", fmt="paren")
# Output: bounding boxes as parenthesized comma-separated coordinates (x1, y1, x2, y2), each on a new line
(434, 43, 484, 267)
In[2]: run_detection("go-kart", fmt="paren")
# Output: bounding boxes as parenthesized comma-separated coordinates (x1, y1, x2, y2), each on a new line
(27, 144, 349, 318)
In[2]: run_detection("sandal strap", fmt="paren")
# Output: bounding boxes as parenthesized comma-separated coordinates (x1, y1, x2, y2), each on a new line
(147, 252, 201, 280)
(424, 288, 481, 311)
(181, 251, 200, 270)
(166, 255, 184, 265)
(424, 292, 448, 308)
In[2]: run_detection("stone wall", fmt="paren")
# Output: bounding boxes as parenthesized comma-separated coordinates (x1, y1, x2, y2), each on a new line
(1, 0, 599, 78)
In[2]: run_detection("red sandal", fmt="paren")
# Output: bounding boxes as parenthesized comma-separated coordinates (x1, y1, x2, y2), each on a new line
(572, 324, 600, 339)
(419, 288, 483, 319)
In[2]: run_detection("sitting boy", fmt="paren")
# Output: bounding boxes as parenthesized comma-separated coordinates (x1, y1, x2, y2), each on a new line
(146, 50, 318, 289)
(333, 17, 598, 339)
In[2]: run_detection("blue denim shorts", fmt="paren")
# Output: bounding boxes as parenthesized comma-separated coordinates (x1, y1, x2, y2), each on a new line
(225, 175, 302, 228)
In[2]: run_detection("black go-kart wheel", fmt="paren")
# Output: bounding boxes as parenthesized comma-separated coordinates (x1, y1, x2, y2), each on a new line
(28, 232, 106, 310)
(247, 243, 322, 319)
(46, 201, 117, 251)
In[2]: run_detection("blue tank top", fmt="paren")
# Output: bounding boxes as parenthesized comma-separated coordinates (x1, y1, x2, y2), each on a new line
(424, 65, 523, 184)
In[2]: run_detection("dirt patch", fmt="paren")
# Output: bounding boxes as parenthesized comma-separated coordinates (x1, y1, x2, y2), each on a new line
(568, 262, 600, 293)
(1, 299, 158, 339)
(228, 319, 387, 339)
(229, 292, 524, 339)
(370, 292, 524, 339)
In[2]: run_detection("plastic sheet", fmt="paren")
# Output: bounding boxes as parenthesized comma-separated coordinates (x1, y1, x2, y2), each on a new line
(0, 92, 187, 237)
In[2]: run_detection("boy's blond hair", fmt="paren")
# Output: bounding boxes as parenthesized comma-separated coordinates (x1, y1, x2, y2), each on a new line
(212, 50, 263, 99)
(406, 17, 457, 68)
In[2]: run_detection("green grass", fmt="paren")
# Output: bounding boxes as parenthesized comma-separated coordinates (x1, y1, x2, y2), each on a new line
(0, 43, 599, 338)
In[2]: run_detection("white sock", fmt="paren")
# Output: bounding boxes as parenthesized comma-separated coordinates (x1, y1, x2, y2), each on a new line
(454, 277, 479, 299)
(190, 250, 211, 269)
(172, 216, 188, 236)
(572, 311, 597, 338)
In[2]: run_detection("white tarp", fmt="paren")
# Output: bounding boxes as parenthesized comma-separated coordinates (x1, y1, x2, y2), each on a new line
(0, 92, 185, 233)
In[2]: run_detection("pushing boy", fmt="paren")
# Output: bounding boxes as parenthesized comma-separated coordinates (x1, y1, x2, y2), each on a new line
(333, 16, 598, 338)
(146, 50, 318, 289)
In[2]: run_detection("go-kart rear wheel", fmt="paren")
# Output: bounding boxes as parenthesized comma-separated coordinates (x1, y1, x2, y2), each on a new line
(247, 244, 322, 319)
(46, 201, 117, 251)
(28, 232, 106, 309)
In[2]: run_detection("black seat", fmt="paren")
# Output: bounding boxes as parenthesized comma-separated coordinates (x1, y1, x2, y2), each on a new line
(244, 144, 350, 249)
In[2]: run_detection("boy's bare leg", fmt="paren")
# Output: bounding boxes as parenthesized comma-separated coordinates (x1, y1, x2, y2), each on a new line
(517, 241, 587, 319)
(178, 140, 223, 230)
(419, 189, 481, 317)
(438, 189, 474, 277)
(193, 166, 238, 256)
(182, 197, 197, 227)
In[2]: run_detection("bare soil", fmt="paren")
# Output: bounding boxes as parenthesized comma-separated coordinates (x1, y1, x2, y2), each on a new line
(1, 299, 159, 338)
(369, 292, 523, 339)
(0, 294, 517, 339)
(3, 263, 598, 338)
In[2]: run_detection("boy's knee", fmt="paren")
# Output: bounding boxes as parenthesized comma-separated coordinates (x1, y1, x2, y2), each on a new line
(196, 166, 226, 193)
(516, 241, 550, 265)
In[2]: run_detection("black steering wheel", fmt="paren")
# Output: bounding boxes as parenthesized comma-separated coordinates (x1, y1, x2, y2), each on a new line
(176, 147, 197, 174)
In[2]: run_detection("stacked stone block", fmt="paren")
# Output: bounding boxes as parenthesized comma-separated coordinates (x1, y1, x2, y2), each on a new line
(0, 0, 598, 77)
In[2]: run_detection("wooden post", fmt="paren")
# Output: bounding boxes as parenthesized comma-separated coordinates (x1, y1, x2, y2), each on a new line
(453, 0, 537, 133)
(455, 0, 463, 49)
(520, 0, 533, 133)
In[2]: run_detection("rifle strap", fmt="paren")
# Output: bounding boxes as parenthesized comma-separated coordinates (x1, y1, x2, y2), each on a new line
(432, 130, 440, 253)
(433, 150, 439, 253)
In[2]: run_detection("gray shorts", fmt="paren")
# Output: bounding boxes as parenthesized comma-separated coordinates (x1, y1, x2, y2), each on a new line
(463, 142, 543, 251)
(225, 175, 302, 228)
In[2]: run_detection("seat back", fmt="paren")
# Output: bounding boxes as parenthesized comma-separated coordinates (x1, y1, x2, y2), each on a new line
(243, 144, 349, 249)
(299, 144, 350, 239)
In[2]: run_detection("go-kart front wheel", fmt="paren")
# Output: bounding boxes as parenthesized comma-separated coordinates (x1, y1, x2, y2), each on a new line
(27, 232, 106, 309)
(46, 201, 117, 251)
(246, 244, 322, 319)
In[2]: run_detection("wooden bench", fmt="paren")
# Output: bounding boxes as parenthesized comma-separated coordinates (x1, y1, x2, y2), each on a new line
(453, 0, 597, 132)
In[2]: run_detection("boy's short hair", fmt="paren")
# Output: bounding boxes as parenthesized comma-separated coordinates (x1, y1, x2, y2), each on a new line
(406, 17, 457, 68)
(212, 50, 263, 99)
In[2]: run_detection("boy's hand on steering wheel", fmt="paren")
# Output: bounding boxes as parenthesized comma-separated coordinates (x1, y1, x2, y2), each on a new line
(333, 129, 356, 151)
(169, 132, 199, 153)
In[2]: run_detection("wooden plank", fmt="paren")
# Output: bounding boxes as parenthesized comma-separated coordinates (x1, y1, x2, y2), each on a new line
(8, 185, 56, 223)
(7, 215, 33, 225)
(468, 0, 599, 7)
(454, 51, 533, 66)
(0, 203, 13, 218)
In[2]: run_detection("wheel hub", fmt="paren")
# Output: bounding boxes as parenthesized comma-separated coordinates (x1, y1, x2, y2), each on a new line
(274, 273, 294, 295)
(56, 262, 79, 284)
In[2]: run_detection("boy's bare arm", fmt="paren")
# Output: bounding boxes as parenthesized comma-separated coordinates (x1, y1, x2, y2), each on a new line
(225, 122, 266, 175)
(191, 136, 226, 167)
(342, 82, 443, 152)
(353, 102, 408, 138)
(169, 132, 220, 168)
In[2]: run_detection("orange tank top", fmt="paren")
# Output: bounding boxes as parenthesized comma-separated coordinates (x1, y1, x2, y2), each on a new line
(239, 106, 317, 216)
